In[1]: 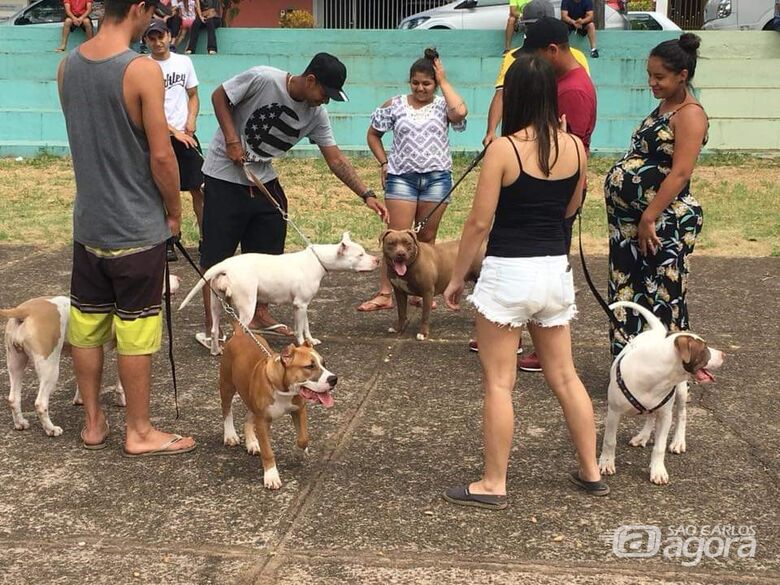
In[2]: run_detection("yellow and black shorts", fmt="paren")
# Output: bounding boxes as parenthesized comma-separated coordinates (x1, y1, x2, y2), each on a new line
(68, 242, 166, 356)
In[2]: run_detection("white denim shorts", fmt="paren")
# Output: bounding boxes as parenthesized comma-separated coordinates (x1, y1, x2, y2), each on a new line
(468, 255, 577, 328)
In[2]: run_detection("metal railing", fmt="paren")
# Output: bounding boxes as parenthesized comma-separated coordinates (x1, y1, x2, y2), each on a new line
(314, 0, 452, 29)
(669, 0, 706, 29)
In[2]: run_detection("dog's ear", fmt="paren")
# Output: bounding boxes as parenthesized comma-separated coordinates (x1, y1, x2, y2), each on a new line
(378, 229, 392, 245)
(342, 231, 352, 243)
(404, 229, 419, 243)
(280, 344, 296, 367)
(674, 336, 693, 365)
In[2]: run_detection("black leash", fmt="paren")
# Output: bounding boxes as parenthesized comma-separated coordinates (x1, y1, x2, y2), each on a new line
(577, 212, 627, 335)
(164, 237, 179, 419)
(413, 148, 487, 234)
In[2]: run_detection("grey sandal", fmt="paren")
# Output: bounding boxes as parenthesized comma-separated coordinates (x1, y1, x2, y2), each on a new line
(442, 485, 508, 510)
(568, 471, 610, 496)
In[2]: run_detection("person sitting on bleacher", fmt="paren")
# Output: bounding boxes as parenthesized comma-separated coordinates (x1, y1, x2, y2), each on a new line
(56, 0, 93, 52)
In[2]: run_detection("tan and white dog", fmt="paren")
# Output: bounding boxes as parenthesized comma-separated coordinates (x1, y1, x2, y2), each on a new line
(218, 323, 337, 489)
(1, 275, 180, 435)
(381, 229, 484, 341)
(178, 232, 378, 354)
(598, 301, 725, 485)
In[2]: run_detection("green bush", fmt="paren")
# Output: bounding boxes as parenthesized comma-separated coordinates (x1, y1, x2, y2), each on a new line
(280, 9, 314, 28)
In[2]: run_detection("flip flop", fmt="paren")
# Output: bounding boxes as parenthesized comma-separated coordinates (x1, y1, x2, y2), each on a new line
(122, 434, 196, 458)
(568, 471, 610, 496)
(357, 292, 394, 312)
(81, 422, 109, 450)
(442, 485, 508, 510)
(195, 331, 226, 350)
(251, 323, 294, 337)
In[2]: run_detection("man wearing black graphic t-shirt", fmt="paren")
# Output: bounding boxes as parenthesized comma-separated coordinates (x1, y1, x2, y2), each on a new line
(196, 53, 388, 347)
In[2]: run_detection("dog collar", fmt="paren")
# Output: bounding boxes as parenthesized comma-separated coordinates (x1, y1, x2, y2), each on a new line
(615, 356, 677, 415)
(307, 246, 329, 273)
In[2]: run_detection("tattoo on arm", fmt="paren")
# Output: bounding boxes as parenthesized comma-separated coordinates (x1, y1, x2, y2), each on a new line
(329, 156, 366, 196)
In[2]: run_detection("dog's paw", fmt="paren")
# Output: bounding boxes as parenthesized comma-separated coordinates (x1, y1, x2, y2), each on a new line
(224, 432, 240, 447)
(210, 346, 223, 357)
(415, 333, 428, 341)
(294, 446, 310, 460)
(668, 437, 686, 454)
(306, 337, 322, 346)
(599, 456, 616, 475)
(629, 433, 652, 448)
(45, 425, 64, 437)
(263, 466, 282, 490)
(246, 439, 261, 455)
(650, 465, 669, 485)
(13, 418, 31, 431)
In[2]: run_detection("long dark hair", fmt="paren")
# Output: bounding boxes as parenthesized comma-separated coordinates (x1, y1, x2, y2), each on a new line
(501, 53, 560, 176)
(649, 33, 701, 84)
(409, 47, 439, 86)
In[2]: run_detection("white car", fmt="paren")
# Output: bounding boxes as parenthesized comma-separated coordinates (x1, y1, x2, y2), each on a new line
(399, 0, 630, 30)
(702, 0, 776, 30)
(627, 11, 681, 31)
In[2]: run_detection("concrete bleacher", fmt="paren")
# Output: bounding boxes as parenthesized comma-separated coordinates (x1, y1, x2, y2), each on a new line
(0, 26, 778, 157)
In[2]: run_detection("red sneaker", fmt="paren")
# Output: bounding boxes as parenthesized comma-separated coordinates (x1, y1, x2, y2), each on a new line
(517, 351, 542, 372)
(468, 340, 523, 355)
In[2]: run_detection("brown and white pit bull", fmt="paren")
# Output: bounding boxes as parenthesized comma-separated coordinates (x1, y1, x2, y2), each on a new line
(599, 301, 725, 485)
(218, 323, 337, 489)
(381, 229, 484, 341)
(1, 276, 181, 436)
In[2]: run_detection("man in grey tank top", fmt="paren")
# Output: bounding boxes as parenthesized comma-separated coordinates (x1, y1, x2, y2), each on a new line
(58, 0, 195, 457)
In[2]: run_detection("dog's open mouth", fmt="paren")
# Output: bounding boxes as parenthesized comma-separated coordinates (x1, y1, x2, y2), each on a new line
(392, 259, 407, 276)
(694, 368, 715, 384)
(299, 387, 335, 408)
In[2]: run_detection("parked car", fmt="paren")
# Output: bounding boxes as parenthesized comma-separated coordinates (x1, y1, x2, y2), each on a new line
(627, 10, 681, 31)
(398, 0, 630, 30)
(702, 0, 776, 30)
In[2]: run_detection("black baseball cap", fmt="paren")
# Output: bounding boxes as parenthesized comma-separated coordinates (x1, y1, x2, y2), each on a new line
(518, 17, 570, 52)
(144, 19, 168, 38)
(304, 53, 349, 102)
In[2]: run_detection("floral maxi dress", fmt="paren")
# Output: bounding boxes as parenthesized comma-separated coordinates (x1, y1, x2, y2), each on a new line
(604, 104, 705, 356)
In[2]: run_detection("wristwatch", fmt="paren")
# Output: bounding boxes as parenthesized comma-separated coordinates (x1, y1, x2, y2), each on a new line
(360, 189, 377, 202)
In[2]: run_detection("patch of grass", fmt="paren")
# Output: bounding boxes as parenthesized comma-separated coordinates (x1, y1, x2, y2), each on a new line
(0, 153, 778, 256)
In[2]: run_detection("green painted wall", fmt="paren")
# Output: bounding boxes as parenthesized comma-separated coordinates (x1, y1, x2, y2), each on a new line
(0, 27, 778, 157)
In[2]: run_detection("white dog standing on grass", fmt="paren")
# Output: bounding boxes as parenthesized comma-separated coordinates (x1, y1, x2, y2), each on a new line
(598, 301, 724, 485)
(179, 232, 378, 354)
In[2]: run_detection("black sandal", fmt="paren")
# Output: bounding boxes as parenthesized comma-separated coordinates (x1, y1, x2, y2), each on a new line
(443, 485, 508, 510)
(568, 471, 610, 496)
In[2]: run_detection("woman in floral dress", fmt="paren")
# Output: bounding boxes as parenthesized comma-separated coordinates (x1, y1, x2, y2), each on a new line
(604, 33, 709, 356)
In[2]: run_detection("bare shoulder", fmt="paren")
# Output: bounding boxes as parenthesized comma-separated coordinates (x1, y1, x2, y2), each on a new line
(672, 101, 708, 133)
(126, 57, 163, 85)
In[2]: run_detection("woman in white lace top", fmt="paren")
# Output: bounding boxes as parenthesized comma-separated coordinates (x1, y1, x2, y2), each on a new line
(358, 48, 468, 312)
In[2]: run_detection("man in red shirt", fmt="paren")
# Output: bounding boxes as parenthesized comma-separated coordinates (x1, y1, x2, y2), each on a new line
(479, 17, 597, 372)
(56, 0, 94, 52)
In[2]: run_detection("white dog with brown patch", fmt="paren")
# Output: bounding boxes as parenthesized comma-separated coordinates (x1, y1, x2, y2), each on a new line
(598, 301, 725, 485)
(1, 276, 180, 435)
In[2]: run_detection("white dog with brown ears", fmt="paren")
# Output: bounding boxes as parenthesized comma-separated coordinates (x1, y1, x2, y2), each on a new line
(598, 301, 725, 485)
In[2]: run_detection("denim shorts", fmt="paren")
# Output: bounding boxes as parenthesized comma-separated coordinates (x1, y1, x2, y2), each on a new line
(469, 255, 577, 328)
(385, 170, 453, 204)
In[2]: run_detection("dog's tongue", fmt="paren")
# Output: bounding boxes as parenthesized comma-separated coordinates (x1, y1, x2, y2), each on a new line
(299, 387, 335, 409)
(393, 260, 407, 276)
(694, 368, 715, 384)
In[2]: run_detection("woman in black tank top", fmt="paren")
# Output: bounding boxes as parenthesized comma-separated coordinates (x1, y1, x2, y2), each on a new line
(441, 54, 608, 509)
